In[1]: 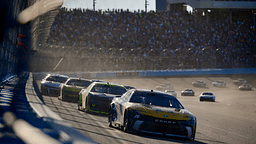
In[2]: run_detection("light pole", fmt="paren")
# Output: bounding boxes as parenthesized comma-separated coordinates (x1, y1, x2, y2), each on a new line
(145, 0, 149, 12)
(184, 48, 191, 69)
(213, 48, 219, 69)
(147, 49, 153, 69)
(93, 0, 96, 11)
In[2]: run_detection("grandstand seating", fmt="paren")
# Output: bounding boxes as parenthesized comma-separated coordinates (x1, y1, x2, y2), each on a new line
(40, 8, 256, 71)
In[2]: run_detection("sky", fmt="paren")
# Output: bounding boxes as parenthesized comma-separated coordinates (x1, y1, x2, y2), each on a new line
(62, 0, 156, 12)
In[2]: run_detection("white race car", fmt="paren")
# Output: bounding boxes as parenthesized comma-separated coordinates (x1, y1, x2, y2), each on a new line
(233, 78, 247, 86)
(239, 84, 252, 90)
(181, 89, 195, 96)
(199, 92, 215, 102)
(192, 80, 206, 87)
(165, 90, 177, 97)
(41, 74, 69, 96)
(212, 80, 226, 87)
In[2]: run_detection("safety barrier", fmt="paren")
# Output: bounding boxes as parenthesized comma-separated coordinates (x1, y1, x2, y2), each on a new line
(27, 73, 96, 143)
(33, 68, 256, 79)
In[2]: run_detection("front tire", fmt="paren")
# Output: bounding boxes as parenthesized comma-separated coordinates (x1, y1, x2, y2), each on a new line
(108, 107, 114, 127)
(189, 124, 196, 141)
(123, 112, 130, 132)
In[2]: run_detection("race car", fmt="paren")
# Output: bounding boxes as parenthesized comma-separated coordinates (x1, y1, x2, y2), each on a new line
(181, 89, 195, 96)
(41, 74, 69, 96)
(108, 89, 197, 141)
(233, 78, 247, 86)
(239, 84, 252, 90)
(199, 92, 215, 102)
(192, 80, 206, 87)
(155, 83, 173, 91)
(165, 90, 177, 97)
(212, 80, 226, 87)
(78, 82, 127, 114)
(58, 78, 93, 102)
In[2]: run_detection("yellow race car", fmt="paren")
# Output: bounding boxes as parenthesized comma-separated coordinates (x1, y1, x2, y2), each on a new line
(109, 89, 197, 141)
(58, 78, 93, 102)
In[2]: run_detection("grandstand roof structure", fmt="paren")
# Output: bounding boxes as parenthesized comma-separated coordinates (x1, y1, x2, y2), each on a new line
(167, 0, 256, 9)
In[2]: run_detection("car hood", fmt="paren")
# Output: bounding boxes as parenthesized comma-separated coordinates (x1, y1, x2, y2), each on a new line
(44, 81, 62, 88)
(128, 103, 194, 120)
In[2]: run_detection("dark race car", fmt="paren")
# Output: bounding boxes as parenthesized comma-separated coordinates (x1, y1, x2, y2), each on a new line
(78, 82, 127, 114)
(41, 74, 69, 96)
(58, 78, 93, 102)
(109, 89, 197, 141)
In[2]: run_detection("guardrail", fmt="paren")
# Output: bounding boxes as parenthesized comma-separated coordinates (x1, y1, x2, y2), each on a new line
(0, 72, 95, 143)
(27, 73, 96, 144)
(33, 68, 256, 79)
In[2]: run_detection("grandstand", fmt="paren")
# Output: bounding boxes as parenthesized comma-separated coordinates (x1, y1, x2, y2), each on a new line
(40, 0, 256, 72)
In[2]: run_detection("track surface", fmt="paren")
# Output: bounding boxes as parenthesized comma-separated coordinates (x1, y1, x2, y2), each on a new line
(39, 76, 256, 144)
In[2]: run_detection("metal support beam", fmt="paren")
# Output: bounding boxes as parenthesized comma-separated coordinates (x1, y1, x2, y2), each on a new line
(194, 8, 196, 27)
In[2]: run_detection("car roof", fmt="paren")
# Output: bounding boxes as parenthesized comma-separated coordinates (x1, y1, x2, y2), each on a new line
(202, 92, 213, 94)
(48, 74, 69, 78)
(92, 81, 125, 87)
(67, 77, 91, 81)
(134, 89, 167, 94)
(133, 89, 177, 98)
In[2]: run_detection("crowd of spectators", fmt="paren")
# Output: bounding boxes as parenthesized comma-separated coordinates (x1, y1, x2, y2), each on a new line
(37, 8, 256, 72)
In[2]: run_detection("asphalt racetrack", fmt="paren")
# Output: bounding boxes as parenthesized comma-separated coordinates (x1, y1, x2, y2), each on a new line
(38, 76, 256, 144)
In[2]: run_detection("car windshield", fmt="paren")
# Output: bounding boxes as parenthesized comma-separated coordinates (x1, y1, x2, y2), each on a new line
(66, 79, 92, 87)
(202, 93, 213, 95)
(130, 91, 184, 109)
(91, 84, 127, 95)
(46, 76, 68, 83)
